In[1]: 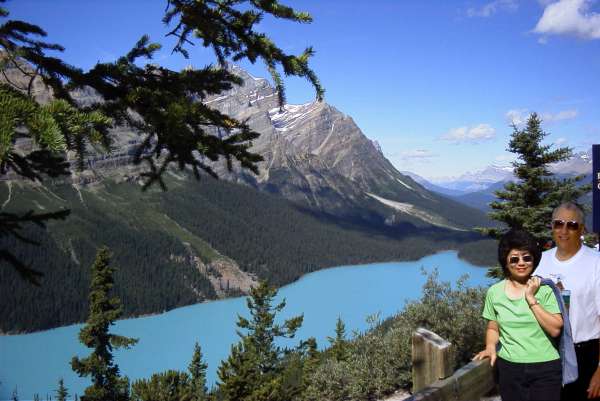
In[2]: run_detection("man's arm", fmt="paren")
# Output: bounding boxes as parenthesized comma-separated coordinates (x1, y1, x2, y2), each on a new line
(587, 341, 600, 399)
(588, 257, 600, 399)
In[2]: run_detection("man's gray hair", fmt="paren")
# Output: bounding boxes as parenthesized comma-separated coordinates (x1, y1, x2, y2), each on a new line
(552, 202, 585, 224)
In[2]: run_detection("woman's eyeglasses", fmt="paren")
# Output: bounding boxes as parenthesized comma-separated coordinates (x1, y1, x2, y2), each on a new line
(508, 255, 534, 264)
(552, 219, 581, 231)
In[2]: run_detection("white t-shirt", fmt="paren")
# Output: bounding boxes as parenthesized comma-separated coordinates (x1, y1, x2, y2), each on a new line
(535, 245, 600, 343)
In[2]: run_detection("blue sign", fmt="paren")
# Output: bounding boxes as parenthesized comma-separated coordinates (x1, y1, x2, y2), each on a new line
(594, 144, 600, 233)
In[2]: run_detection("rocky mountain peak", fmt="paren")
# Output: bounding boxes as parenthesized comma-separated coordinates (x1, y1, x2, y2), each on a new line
(204, 65, 487, 230)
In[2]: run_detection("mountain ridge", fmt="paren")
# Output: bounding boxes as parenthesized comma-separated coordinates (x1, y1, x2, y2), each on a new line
(0, 63, 497, 333)
(199, 64, 490, 231)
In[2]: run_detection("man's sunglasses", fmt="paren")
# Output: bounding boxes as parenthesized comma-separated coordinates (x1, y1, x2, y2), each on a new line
(508, 255, 534, 264)
(552, 219, 581, 231)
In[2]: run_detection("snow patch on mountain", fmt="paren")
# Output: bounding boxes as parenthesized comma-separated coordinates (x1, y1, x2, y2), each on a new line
(204, 95, 229, 105)
(268, 102, 319, 132)
(395, 178, 415, 191)
(366, 193, 464, 231)
(433, 163, 514, 185)
(249, 92, 276, 105)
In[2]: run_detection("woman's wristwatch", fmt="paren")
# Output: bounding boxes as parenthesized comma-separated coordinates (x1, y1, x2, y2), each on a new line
(528, 300, 539, 308)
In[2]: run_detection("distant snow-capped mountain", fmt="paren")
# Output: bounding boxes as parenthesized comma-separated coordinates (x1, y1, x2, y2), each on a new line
(410, 149, 594, 213)
(400, 171, 468, 197)
(550, 149, 593, 176)
(424, 149, 592, 195)
(429, 164, 514, 193)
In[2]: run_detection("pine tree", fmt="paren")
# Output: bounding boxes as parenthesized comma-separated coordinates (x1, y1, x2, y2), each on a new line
(188, 342, 209, 401)
(130, 370, 192, 401)
(0, 0, 323, 282)
(298, 337, 320, 394)
(479, 113, 591, 276)
(303, 337, 320, 377)
(55, 378, 68, 401)
(217, 281, 303, 401)
(327, 317, 348, 362)
(70, 247, 138, 401)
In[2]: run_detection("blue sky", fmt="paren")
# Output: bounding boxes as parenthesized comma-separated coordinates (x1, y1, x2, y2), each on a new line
(6, 0, 600, 179)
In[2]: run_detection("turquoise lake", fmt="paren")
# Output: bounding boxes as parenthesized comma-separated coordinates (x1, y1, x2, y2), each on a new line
(0, 251, 492, 400)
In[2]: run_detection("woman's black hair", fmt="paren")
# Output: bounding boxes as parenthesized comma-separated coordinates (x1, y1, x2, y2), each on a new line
(498, 229, 542, 277)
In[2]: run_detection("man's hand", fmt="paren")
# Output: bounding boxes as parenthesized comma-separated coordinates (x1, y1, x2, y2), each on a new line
(588, 367, 600, 399)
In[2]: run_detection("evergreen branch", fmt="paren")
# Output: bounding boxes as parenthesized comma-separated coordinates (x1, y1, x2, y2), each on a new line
(0, 249, 43, 285)
(8, 151, 70, 180)
(267, 62, 285, 108)
(250, 0, 312, 22)
(110, 334, 139, 349)
(0, 208, 70, 285)
(0, 20, 49, 41)
(163, 0, 323, 103)
(125, 35, 161, 63)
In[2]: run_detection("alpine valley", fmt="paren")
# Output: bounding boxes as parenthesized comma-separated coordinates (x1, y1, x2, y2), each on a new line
(0, 64, 495, 334)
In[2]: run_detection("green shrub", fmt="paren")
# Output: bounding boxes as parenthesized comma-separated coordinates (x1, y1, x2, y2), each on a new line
(302, 270, 487, 401)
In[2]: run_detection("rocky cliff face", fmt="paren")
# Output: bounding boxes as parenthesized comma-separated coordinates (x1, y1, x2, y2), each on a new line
(204, 65, 487, 230)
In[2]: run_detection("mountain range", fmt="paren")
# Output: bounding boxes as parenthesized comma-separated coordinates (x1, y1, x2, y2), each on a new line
(418, 150, 594, 217)
(200, 65, 489, 230)
(1, 63, 495, 333)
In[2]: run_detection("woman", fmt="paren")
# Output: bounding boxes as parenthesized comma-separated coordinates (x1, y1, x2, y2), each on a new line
(474, 229, 563, 401)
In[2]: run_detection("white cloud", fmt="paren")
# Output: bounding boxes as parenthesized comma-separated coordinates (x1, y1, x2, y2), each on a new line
(505, 109, 578, 126)
(440, 124, 496, 143)
(399, 149, 438, 160)
(542, 109, 578, 121)
(534, 0, 600, 40)
(506, 109, 530, 126)
(495, 153, 517, 163)
(554, 137, 568, 145)
(467, 0, 518, 17)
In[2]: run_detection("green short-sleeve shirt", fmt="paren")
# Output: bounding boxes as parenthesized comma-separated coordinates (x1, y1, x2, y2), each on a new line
(482, 280, 561, 363)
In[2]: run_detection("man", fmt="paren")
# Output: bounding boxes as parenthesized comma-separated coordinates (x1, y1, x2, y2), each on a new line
(536, 202, 600, 400)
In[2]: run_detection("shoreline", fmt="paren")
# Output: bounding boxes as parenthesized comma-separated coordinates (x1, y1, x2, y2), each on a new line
(1, 248, 491, 337)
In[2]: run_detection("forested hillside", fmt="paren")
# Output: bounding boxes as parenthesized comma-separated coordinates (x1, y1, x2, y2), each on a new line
(0, 173, 495, 333)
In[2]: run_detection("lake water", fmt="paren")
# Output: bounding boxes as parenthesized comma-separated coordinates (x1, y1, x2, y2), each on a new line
(0, 251, 491, 400)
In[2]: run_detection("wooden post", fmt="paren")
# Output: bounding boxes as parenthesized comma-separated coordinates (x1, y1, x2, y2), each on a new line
(412, 328, 454, 393)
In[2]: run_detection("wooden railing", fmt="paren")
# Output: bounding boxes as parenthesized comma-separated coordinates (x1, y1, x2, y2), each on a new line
(406, 328, 496, 401)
